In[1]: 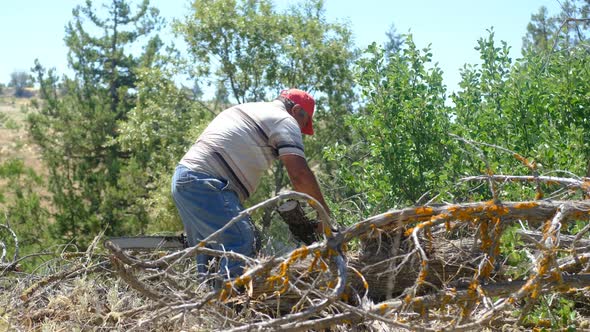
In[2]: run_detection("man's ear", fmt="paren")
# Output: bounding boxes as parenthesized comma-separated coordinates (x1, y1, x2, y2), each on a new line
(287, 104, 298, 116)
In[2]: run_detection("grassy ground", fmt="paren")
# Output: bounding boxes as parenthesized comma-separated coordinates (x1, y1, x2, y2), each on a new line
(0, 88, 52, 216)
(0, 88, 43, 174)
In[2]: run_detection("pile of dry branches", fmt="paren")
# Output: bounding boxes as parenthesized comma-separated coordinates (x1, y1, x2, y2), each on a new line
(3, 171, 590, 330)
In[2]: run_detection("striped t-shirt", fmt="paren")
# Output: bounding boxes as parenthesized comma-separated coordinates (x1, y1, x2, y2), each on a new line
(179, 100, 305, 202)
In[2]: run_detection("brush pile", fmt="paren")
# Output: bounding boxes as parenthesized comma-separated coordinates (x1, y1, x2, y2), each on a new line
(3, 175, 590, 331)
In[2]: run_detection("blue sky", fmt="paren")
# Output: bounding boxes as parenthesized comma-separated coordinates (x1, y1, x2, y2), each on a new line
(0, 0, 561, 94)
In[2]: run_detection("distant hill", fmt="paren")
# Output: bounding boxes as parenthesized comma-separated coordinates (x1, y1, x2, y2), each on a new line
(0, 86, 37, 99)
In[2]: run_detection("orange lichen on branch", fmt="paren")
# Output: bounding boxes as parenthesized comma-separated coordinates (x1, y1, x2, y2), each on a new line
(405, 218, 438, 237)
(308, 250, 321, 272)
(219, 289, 229, 301)
(266, 245, 310, 293)
(490, 217, 503, 255)
(418, 220, 434, 231)
(233, 275, 252, 287)
(323, 224, 333, 237)
(404, 294, 413, 304)
(514, 202, 539, 209)
(479, 220, 491, 251)
(431, 212, 450, 221)
(378, 303, 389, 314)
(415, 206, 434, 216)
(404, 227, 414, 237)
(542, 219, 552, 235)
(351, 267, 369, 290)
(513, 153, 535, 169)
(537, 256, 551, 276)
(484, 200, 509, 216)
(425, 228, 434, 253)
(416, 261, 429, 286)
(278, 278, 290, 293)
(412, 298, 426, 317)
(290, 246, 310, 261)
(459, 280, 481, 318)
(531, 284, 540, 299)
(219, 282, 234, 301)
(550, 270, 563, 283)
(448, 204, 486, 221)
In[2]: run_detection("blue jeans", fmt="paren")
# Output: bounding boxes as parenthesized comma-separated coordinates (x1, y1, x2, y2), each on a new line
(171, 165, 256, 277)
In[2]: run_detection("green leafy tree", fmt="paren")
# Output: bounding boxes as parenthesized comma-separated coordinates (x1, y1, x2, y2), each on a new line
(452, 30, 512, 148)
(505, 46, 589, 176)
(452, 30, 548, 201)
(28, 0, 162, 246)
(452, 25, 589, 200)
(326, 37, 451, 215)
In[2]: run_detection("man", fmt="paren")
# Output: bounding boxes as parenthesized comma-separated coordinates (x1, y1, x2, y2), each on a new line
(171, 88, 331, 278)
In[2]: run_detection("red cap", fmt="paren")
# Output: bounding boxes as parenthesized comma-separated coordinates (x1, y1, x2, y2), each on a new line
(280, 88, 315, 135)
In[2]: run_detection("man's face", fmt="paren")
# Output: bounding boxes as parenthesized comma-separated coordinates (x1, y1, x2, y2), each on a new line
(291, 105, 310, 133)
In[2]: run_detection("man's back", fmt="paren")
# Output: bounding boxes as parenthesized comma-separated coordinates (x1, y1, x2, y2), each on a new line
(180, 100, 305, 202)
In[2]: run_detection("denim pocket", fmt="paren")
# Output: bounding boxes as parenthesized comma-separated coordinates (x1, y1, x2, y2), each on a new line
(194, 177, 227, 191)
(174, 172, 196, 187)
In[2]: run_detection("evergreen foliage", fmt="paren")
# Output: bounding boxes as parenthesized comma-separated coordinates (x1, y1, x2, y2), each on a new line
(27, 0, 163, 246)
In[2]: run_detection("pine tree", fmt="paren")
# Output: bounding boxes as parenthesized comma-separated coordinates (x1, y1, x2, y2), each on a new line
(29, 0, 162, 246)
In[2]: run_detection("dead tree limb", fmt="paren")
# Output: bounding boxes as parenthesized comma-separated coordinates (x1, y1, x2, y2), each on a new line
(97, 195, 590, 330)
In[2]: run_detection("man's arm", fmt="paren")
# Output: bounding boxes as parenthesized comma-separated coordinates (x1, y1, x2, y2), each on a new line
(279, 154, 331, 217)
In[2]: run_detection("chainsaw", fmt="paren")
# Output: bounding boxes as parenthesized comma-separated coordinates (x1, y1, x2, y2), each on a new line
(105, 200, 320, 251)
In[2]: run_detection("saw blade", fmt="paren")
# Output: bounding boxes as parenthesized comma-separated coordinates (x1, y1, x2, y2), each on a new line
(104, 235, 187, 250)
